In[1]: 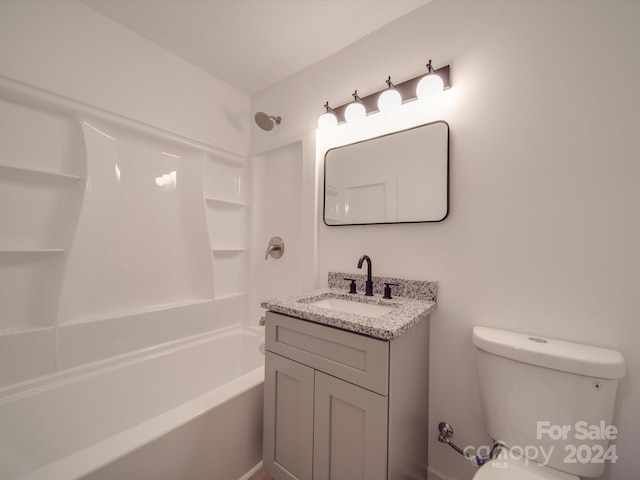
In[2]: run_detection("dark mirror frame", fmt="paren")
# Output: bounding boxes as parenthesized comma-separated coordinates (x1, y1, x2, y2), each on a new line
(323, 121, 450, 226)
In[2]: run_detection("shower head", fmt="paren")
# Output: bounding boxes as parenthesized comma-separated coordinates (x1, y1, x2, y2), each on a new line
(254, 112, 282, 131)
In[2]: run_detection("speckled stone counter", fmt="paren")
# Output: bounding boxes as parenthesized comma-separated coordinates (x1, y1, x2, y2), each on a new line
(328, 272, 437, 302)
(261, 274, 436, 340)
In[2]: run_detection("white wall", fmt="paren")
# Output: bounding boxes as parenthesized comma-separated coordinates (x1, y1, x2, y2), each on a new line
(0, 0, 248, 153)
(253, 1, 640, 479)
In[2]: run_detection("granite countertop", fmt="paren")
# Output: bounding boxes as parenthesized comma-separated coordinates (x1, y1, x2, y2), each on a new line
(261, 287, 436, 341)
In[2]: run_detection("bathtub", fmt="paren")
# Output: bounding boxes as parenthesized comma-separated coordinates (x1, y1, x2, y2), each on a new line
(0, 325, 265, 480)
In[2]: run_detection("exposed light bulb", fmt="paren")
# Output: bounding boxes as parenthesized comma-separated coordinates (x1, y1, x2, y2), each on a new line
(317, 111, 338, 130)
(416, 62, 444, 101)
(378, 76, 402, 113)
(344, 91, 367, 123)
(344, 102, 366, 123)
(416, 74, 444, 101)
(378, 88, 402, 113)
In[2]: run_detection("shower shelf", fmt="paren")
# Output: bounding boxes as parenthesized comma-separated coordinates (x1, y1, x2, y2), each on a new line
(60, 298, 215, 326)
(209, 151, 246, 167)
(0, 162, 82, 184)
(214, 292, 245, 301)
(205, 197, 245, 208)
(0, 249, 65, 255)
(204, 157, 247, 309)
(212, 247, 245, 253)
(0, 324, 54, 338)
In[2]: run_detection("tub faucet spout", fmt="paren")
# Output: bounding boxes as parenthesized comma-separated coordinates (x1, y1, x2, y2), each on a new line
(357, 255, 373, 296)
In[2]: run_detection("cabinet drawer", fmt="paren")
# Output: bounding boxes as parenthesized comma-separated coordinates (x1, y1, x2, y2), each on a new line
(265, 311, 389, 395)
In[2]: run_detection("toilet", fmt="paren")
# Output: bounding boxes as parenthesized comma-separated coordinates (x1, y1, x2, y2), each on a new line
(472, 326, 625, 479)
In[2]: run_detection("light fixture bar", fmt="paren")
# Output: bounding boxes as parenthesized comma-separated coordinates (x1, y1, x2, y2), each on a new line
(330, 65, 450, 124)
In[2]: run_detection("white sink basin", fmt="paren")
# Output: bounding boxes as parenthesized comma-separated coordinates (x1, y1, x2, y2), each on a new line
(309, 297, 394, 318)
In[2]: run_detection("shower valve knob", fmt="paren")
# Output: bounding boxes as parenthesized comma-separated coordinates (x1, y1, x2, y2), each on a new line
(265, 236, 285, 260)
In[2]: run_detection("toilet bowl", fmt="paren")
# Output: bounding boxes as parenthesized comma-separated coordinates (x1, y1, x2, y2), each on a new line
(472, 326, 625, 480)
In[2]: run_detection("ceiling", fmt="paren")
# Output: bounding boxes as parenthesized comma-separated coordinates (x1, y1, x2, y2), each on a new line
(81, 0, 429, 96)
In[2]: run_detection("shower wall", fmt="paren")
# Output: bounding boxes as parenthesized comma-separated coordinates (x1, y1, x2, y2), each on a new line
(0, 1, 250, 389)
(248, 142, 304, 324)
(248, 127, 319, 321)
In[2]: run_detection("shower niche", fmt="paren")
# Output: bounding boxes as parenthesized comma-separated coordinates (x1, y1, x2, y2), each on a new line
(0, 96, 85, 311)
(0, 82, 86, 385)
(204, 154, 248, 301)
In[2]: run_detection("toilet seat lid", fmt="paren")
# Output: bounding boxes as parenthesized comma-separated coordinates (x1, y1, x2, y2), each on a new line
(472, 458, 579, 480)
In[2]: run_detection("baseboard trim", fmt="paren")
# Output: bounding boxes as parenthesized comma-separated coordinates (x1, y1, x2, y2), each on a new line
(428, 465, 462, 480)
(238, 461, 263, 480)
(242, 461, 457, 480)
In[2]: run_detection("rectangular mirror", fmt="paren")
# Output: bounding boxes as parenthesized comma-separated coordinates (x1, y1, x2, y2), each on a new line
(323, 121, 449, 226)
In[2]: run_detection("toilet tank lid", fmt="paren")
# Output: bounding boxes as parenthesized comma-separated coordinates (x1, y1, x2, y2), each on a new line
(472, 327, 626, 379)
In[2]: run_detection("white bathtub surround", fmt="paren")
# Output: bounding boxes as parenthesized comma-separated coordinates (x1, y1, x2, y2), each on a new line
(0, 326, 264, 480)
(0, 4, 260, 480)
(0, 74, 249, 387)
(0, 52, 258, 480)
(247, 132, 322, 333)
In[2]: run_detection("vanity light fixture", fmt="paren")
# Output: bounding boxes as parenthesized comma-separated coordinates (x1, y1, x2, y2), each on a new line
(377, 76, 402, 113)
(317, 102, 338, 130)
(416, 60, 444, 101)
(317, 60, 450, 130)
(344, 90, 367, 123)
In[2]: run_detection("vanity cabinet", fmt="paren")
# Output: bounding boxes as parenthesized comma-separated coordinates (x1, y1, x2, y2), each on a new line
(263, 311, 430, 480)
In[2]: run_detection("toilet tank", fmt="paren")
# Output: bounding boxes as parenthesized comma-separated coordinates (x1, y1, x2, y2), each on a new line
(473, 327, 625, 478)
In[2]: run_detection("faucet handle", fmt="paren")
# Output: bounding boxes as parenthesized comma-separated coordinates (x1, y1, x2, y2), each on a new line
(383, 283, 398, 299)
(343, 278, 357, 294)
(265, 236, 285, 260)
